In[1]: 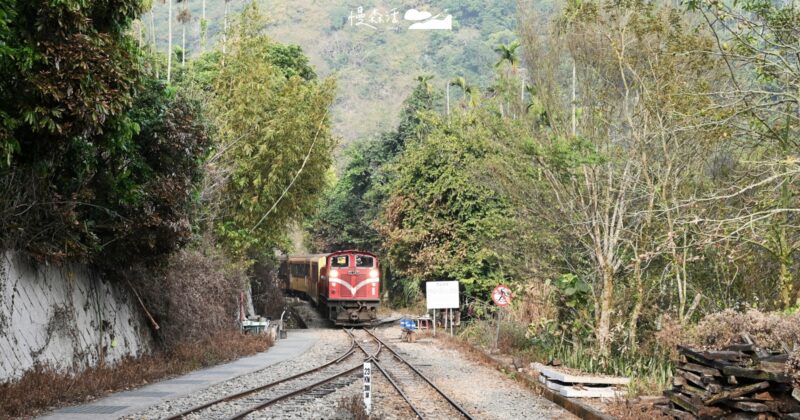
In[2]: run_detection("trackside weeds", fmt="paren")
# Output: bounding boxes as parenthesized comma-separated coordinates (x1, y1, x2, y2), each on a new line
(0, 332, 272, 418)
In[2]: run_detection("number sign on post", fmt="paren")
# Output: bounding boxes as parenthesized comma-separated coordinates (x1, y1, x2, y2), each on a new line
(363, 361, 372, 414)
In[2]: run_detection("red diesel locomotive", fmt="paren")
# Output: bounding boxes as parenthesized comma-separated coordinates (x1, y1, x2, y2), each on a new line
(278, 250, 380, 325)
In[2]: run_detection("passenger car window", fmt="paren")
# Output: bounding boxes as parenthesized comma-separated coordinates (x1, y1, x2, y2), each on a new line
(331, 255, 349, 268)
(355, 255, 374, 267)
(291, 264, 307, 276)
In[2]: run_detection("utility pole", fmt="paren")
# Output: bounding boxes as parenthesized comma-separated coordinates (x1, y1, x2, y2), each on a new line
(223, 0, 229, 57)
(167, 0, 173, 82)
(446, 82, 450, 117)
(150, 8, 158, 79)
(201, 0, 207, 51)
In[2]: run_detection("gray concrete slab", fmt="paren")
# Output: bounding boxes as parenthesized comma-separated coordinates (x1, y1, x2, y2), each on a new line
(38, 329, 320, 420)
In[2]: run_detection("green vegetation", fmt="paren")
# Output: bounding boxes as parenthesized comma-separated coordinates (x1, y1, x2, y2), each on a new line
(311, 0, 800, 390)
(208, 5, 336, 257)
(0, 0, 209, 267)
(310, 78, 439, 254)
(0, 1, 336, 345)
(377, 108, 533, 298)
(3, 0, 800, 401)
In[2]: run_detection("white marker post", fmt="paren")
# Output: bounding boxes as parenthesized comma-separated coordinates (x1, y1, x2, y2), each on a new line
(363, 361, 372, 414)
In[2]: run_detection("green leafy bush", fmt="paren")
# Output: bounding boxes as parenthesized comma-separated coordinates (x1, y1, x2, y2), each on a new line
(0, 1, 210, 273)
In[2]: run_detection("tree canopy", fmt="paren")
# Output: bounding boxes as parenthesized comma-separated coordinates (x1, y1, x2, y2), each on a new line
(208, 4, 336, 258)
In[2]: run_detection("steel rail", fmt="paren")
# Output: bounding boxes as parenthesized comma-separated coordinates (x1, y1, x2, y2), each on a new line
(348, 329, 423, 419)
(364, 329, 474, 420)
(164, 332, 357, 420)
(347, 328, 383, 358)
(225, 364, 362, 420)
(369, 356, 425, 419)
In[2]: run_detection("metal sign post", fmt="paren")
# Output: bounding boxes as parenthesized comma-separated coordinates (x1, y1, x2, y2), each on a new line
(425, 281, 460, 338)
(494, 308, 502, 350)
(491, 284, 513, 350)
(363, 361, 372, 414)
(450, 308, 456, 337)
(433, 309, 436, 337)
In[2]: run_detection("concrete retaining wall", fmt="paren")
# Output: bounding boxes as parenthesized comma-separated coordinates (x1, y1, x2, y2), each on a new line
(0, 251, 152, 382)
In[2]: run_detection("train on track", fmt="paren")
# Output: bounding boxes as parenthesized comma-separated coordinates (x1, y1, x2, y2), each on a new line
(278, 250, 380, 326)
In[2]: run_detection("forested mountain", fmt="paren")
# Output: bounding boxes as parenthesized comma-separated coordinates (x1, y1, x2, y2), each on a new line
(4, 1, 800, 413)
(143, 0, 544, 141)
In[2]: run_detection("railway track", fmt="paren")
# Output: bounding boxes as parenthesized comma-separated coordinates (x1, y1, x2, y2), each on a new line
(163, 327, 473, 420)
(354, 328, 474, 420)
(164, 332, 361, 420)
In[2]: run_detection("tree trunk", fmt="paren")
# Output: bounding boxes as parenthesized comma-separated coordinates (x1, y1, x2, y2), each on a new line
(182, 24, 186, 66)
(446, 82, 450, 117)
(778, 232, 795, 307)
(596, 263, 614, 356)
(628, 257, 643, 352)
(167, 0, 173, 83)
(571, 62, 577, 137)
(150, 10, 158, 79)
(776, 176, 797, 308)
(150, 10, 156, 45)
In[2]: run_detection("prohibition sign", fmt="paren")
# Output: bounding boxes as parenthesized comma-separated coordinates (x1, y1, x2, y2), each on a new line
(492, 284, 513, 307)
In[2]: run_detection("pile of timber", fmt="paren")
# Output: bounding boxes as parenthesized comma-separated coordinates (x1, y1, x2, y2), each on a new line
(658, 335, 800, 419)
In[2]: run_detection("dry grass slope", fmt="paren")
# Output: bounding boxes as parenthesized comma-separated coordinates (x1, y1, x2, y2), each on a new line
(0, 331, 272, 419)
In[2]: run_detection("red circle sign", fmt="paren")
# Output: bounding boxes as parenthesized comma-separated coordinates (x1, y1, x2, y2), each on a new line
(492, 284, 513, 307)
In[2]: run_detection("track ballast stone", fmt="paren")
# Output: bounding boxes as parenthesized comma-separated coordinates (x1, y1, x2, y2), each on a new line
(126, 326, 571, 419)
(374, 325, 573, 420)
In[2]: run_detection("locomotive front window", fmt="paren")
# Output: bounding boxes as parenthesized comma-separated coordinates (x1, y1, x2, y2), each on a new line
(331, 255, 349, 268)
(355, 255, 374, 267)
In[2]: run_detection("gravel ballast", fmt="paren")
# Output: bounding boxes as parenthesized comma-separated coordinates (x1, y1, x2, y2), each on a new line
(126, 326, 572, 419)
(373, 326, 573, 420)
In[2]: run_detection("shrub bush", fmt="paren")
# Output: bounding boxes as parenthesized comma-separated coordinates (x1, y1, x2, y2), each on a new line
(131, 243, 245, 346)
(250, 257, 286, 320)
(656, 309, 800, 354)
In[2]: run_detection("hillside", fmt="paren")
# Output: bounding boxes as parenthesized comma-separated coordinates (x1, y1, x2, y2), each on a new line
(142, 0, 539, 141)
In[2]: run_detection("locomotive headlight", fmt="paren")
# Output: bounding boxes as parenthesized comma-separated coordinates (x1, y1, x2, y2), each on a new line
(369, 269, 379, 278)
(330, 269, 339, 278)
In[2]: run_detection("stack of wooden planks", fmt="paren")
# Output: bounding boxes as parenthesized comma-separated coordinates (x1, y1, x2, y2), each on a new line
(533, 362, 629, 398)
(658, 335, 799, 419)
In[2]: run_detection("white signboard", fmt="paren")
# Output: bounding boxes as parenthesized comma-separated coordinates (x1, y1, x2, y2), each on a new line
(426, 281, 459, 309)
(363, 362, 372, 414)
